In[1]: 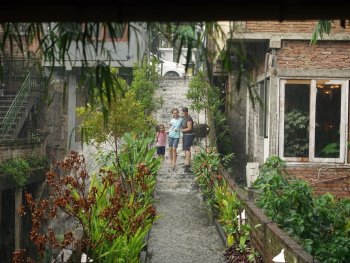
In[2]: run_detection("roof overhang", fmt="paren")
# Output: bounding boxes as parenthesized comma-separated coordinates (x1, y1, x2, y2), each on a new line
(1, 1, 350, 22)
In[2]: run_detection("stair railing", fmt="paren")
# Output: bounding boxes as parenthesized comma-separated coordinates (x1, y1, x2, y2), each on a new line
(0, 71, 32, 139)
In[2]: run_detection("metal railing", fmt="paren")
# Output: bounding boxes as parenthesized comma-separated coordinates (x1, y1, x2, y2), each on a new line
(0, 71, 32, 139)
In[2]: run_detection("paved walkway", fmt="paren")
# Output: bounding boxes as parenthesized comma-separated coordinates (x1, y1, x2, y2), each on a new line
(146, 78, 225, 263)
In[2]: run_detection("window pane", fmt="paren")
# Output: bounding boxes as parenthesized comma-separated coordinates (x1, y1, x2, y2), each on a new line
(284, 84, 310, 157)
(315, 84, 341, 158)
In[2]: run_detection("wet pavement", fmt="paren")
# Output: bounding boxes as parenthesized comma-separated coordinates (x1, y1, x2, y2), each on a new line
(146, 78, 225, 263)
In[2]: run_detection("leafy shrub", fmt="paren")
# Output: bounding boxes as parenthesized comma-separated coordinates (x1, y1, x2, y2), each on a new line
(192, 149, 261, 262)
(192, 147, 233, 211)
(254, 155, 350, 263)
(16, 134, 160, 262)
(0, 155, 49, 189)
(284, 109, 309, 157)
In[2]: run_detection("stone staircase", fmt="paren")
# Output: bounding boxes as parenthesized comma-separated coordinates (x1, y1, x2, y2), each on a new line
(146, 77, 225, 263)
(0, 72, 40, 141)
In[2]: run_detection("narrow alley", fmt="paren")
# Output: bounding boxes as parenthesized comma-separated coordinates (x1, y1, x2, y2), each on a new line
(146, 78, 225, 263)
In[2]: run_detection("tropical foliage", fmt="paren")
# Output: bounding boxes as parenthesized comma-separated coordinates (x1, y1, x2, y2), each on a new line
(16, 134, 161, 262)
(131, 59, 163, 115)
(187, 71, 231, 153)
(192, 147, 233, 210)
(0, 22, 252, 110)
(0, 155, 49, 189)
(253, 155, 350, 263)
(76, 62, 161, 153)
(192, 148, 261, 262)
(283, 109, 309, 157)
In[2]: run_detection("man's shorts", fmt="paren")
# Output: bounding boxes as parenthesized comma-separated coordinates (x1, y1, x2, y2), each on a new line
(168, 137, 180, 148)
(183, 134, 195, 151)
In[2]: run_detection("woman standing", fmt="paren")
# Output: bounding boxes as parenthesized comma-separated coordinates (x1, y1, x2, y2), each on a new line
(168, 108, 182, 171)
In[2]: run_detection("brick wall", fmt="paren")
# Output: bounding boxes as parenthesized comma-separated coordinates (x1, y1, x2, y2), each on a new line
(287, 166, 350, 198)
(276, 40, 350, 70)
(245, 21, 350, 34)
(246, 202, 316, 263)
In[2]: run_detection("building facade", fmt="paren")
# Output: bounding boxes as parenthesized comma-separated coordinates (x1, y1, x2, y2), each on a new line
(0, 22, 147, 262)
(225, 21, 350, 198)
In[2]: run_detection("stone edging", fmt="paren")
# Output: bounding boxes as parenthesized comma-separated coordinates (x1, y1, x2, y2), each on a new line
(214, 219, 227, 247)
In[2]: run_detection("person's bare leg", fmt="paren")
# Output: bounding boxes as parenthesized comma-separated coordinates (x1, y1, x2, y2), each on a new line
(173, 148, 177, 166)
(185, 149, 191, 166)
(169, 147, 173, 163)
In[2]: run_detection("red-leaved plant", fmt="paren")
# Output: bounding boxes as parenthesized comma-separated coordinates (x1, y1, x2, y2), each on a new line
(14, 150, 157, 262)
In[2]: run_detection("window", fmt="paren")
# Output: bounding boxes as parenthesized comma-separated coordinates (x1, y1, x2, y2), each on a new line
(280, 79, 348, 163)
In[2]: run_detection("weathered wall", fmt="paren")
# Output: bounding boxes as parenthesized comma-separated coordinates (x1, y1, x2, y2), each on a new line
(236, 23, 350, 198)
(0, 141, 46, 162)
(287, 166, 350, 198)
(43, 72, 69, 161)
(246, 200, 317, 263)
(277, 40, 350, 69)
(274, 40, 350, 198)
(243, 20, 350, 34)
(226, 75, 247, 183)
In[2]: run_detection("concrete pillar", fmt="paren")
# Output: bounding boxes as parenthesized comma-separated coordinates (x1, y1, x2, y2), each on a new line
(67, 73, 77, 151)
(14, 189, 22, 249)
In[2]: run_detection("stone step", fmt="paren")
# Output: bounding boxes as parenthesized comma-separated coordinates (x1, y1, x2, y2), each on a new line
(155, 179, 198, 193)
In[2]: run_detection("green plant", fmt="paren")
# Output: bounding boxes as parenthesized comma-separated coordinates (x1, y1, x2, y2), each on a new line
(213, 181, 240, 242)
(187, 71, 232, 153)
(76, 63, 161, 156)
(254, 155, 350, 263)
(76, 90, 155, 154)
(187, 71, 212, 113)
(192, 149, 261, 262)
(192, 148, 233, 211)
(284, 109, 309, 157)
(131, 59, 163, 115)
(0, 157, 30, 189)
(311, 20, 332, 44)
(321, 142, 339, 157)
(0, 155, 49, 189)
(18, 134, 161, 262)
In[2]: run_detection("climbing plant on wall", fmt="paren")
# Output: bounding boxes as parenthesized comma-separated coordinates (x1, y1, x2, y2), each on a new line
(0, 155, 49, 189)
